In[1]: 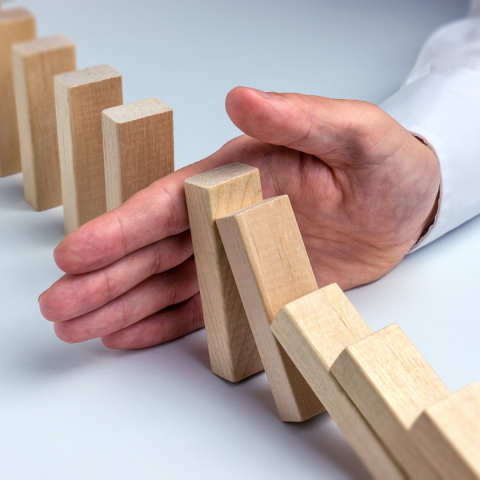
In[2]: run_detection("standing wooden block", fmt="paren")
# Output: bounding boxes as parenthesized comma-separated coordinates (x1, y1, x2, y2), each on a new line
(271, 284, 406, 479)
(0, 8, 35, 176)
(331, 323, 449, 479)
(103, 98, 174, 211)
(54, 64, 123, 234)
(12, 35, 76, 211)
(410, 381, 480, 480)
(184, 163, 264, 382)
(216, 195, 324, 422)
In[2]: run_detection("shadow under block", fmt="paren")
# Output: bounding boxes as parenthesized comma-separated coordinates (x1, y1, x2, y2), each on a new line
(331, 323, 450, 480)
(55, 65, 123, 234)
(0, 8, 36, 177)
(410, 381, 480, 480)
(103, 98, 174, 211)
(271, 284, 406, 480)
(12, 35, 76, 211)
(184, 163, 264, 382)
(216, 195, 324, 422)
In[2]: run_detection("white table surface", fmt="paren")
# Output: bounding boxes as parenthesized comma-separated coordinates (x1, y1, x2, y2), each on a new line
(1, 0, 476, 479)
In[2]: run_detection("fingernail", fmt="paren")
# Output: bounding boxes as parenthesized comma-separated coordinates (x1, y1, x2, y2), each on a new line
(252, 88, 273, 98)
(38, 289, 48, 303)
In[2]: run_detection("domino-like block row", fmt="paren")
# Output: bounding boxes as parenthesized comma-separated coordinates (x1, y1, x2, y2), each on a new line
(185, 165, 479, 478)
(272, 284, 480, 479)
(271, 286, 405, 479)
(2, 7, 174, 230)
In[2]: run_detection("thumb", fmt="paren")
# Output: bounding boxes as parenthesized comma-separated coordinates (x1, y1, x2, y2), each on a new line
(225, 87, 405, 162)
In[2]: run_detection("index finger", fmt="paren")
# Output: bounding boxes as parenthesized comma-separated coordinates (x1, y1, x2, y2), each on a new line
(54, 138, 248, 275)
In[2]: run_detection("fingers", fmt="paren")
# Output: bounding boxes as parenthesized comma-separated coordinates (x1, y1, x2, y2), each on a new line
(54, 256, 199, 343)
(53, 141, 252, 275)
(40, 230, 193, 322)
(101, 293, 204, 350)
(225, 87, 404, 162)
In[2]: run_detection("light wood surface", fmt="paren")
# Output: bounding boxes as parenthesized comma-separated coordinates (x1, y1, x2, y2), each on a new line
(12, 35, 76, 211)
(271, 284, 406, 479)
(54, 64, 123, 234)
(0, 7, 36, 177)
(332, 323, 449, 479)
(216, 195, 324, 422)
(185, 163, 264, 382)
(103, 98, 174, 211)
(410, 381, 480, 480)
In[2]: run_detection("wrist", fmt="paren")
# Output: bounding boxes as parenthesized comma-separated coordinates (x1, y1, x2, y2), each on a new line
(413, 135, 440, 245)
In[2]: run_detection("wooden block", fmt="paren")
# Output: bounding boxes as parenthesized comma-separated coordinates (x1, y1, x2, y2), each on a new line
(54, 64, 123, 234)
(103, 98, 174, 211)
(410, 381, 480, 480)
(0, 7, 36, 176)
(12, 35, 76, 211)
(216, 195, 324, 422)
(184, 163, 264, 382)
(331, 323, 449, 479)
(271, 284, 406, 479)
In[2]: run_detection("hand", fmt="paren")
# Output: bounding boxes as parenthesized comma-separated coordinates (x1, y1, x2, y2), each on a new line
(39, 88, 440, 350)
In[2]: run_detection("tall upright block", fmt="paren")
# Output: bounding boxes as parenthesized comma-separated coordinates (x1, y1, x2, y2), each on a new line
(0, 7, 35, 176)
(216, 195, 324, 422)
(12, 35, 76, 210)
(103, 98, 174, 211)
(332, 323, 449, 479)
(55, 64, 123, 234)
(185, 163, 264, 382)
(411, 381, 480, 480)
(271, 285, 406, 479)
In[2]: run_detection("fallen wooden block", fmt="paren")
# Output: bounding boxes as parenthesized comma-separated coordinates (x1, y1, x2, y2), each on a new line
(185, 163, 263, 382)
(103, 98, 174, 211)
(271, 284, 406, 479)
(411, 381, 480, 480)
(12, 35, 76, 211)
(216, 195, 323, 422)
(0, 7, 36, 177)
(332, 323, 450, 479)
(54, 64, 123, 234)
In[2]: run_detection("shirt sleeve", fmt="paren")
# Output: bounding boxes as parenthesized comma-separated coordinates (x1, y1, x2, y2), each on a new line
(380, 5, 480, 251)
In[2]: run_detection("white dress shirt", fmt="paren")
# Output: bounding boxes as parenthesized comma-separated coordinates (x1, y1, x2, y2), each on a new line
(381, 1, 480, 251)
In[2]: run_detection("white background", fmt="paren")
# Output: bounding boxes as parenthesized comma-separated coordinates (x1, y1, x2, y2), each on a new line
(0, 0, 477, 479)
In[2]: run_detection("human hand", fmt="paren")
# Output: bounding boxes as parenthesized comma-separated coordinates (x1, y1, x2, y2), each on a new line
(39, 87, 440, 349)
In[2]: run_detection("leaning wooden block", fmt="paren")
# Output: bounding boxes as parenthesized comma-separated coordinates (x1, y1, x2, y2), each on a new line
(0, 7, 36, 176)
(12, 35, 76, 211)
(216, 195, 323, 422)
(185, 163, 264, 382)
(410, 381, 480, 480)
(103, 98, 174, 211)
(331, 323, 449, 480)
(54, 64, 123, 234)
(271, 284, 406, 479)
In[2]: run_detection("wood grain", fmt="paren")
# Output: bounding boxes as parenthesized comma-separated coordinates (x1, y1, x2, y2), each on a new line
(12, 35, 76, 210)
(410, 381, 480, 480)
(0, 7, 36, 176)
(332, 323, 449, 479)
(216, 195, 324, 422)
(103, 98, 174, 211)
(54, 64, 123, 234)
(185, 163, 264, 382)
(271, 284, 406, 479)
